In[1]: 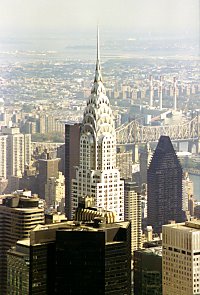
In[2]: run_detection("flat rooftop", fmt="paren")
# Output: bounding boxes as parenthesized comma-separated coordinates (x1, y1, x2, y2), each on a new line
(163, 220, 200, 232)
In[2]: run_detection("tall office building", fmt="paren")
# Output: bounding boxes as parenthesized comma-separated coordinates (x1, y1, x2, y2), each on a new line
(72, 29, 124, 221)
(56, 221, 131, 294)
(124, 182, 142, 252)
(0, 193, 44, 294)
(0, 126, 31, 178)
(147, 136, 185, 233)
(7, 220, 131, 295)
(38, 157, 60, 199)
(162, 220, 200, 295)
(0, 134, 7, 178)
(65, 123, 80, 219)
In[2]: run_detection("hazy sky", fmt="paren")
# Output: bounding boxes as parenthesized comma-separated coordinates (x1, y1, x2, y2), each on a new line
(0, 0, 199, 38)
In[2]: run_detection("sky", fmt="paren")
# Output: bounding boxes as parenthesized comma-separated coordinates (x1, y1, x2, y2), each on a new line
(0, 0, 199, 39)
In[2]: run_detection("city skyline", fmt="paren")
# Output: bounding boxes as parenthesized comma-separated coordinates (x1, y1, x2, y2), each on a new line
(0, 3, 200, 293)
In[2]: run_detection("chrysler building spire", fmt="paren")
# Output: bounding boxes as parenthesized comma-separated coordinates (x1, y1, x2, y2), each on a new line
(91, 26, 105, 95)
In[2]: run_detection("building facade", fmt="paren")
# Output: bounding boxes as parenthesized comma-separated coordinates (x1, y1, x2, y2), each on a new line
(45, 172, 65, 212)
(0, 134, 7, 178)
(72, 30, 124, 221)
(0, 193, 44, 294)
(38, 157, 60, 199)
(134, 247, 162, 295)
(124, 182, 142, 253)
(162, 220, 200, 295)
(7, 220, 131, 295)
(65, 123, 80, 219)
(0, 127, 31, 178)
(147, 135, 186, 233)
(116, 147, 132, 180)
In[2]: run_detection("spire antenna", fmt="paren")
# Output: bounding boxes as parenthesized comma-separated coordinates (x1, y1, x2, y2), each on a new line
(97, 25, 100, 63)
(91, 25, 105, 94)
(93, 25, 103, 84)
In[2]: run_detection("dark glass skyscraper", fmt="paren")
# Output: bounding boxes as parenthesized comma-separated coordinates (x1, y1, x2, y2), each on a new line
(147, 135, 186, 234)
(7, 221, 131, 295)
(65, 123, 80, 219)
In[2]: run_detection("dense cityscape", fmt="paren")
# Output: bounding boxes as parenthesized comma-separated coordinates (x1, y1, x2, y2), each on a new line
(0, 0, 200, 294)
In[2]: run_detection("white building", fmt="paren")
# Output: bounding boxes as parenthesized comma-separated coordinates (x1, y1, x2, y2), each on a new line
(124, 182, 141, 252)
(163, 220, 200, 295)
(0, 127, 31, 178)
(72, 30, 124, 221)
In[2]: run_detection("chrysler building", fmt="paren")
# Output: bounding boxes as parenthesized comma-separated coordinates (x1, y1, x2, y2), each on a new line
(72, 29, 124, 221)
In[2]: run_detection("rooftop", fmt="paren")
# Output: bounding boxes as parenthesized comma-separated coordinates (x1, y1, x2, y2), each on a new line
(163, 220, 200, 232)
(140, 246, 162, 257)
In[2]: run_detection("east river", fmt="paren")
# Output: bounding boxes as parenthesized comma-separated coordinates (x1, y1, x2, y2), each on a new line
(189, 173, 200, 202)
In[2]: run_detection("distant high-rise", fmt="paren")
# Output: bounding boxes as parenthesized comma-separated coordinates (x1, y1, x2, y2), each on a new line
(173, 77, 177, 111)
(0, 126, 31, 178)
(163, 220, 200, 295)
(147, 135, 186, 233)
(0, 97, 6, 127)
(0, 193, 44, 294)
(65, 123, 80, 219)
(149, 75, 153, 108)
(0, 134, 7, 178)
(72, 29, 124, 221)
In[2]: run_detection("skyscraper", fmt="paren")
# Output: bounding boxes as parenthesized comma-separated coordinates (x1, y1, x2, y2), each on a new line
(0, 134, 7, 178)
(72, 29, 124, 221)
(7, 220, 131, 295)
(0, 193, 44, 294)
(162, 220, 200, 295)
(0, 126, 31, 178)
(55, 221, 131, 294)
(38, 157, 60, 199)
(65, 123, 80, 219)
(147, 135, 186, 234)
(124, 182, 142, 252)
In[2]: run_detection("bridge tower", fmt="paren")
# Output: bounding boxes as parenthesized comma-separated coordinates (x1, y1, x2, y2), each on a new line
(149, 75, 153, 108)
(159, 76, 163, 110)
(196, 111, 200, 154)
(173, 77, 177, 111)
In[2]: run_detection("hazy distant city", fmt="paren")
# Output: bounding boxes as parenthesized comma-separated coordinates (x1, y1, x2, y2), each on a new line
(1, 37, 199, 129)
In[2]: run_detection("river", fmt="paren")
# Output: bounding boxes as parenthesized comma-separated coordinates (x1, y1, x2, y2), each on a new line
(188, 173, 200, 202)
